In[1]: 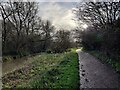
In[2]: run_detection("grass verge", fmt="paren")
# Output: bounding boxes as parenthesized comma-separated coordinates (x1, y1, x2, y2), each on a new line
(3, 49, 79, 89)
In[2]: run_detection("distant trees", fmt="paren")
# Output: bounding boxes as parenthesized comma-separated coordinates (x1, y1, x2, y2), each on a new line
(74, 1, 120, 60)
(41, 20, 54, 51)
(50, 30, 72, 53)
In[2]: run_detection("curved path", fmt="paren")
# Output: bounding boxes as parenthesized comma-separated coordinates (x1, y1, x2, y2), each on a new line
(77, 50, 120, 88)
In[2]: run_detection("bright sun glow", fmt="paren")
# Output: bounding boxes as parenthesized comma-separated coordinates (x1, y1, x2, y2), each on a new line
(82, 24, 88, 29)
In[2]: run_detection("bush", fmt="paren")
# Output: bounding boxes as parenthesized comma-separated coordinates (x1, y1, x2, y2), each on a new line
(46, 49, 52, 54)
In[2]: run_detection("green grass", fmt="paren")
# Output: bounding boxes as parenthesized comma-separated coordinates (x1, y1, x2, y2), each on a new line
(89, 50, 120, 73)
(3, 49, 79, 88)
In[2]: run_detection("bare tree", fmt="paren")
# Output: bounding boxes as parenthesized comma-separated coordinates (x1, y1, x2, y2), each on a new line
(74, 1, 120, 59)
(0, 1, 38, 54)
(75, 1, 120, 27)
(41, 20, 54, 51)
(51, 30, 71, 53)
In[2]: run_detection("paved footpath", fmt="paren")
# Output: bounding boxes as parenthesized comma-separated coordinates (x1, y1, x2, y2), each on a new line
(77, 50, 120, 88)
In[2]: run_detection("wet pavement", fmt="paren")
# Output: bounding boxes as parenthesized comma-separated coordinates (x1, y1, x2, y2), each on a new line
(77, 50, 120, 88)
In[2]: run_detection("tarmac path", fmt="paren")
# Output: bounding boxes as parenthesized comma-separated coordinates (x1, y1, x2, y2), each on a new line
(77, 50, 120, 88)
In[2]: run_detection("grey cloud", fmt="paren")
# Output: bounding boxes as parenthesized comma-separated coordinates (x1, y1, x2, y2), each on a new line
(38, 2, 78, 30)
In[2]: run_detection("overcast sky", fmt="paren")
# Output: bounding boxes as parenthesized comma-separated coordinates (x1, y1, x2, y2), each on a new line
(37, 0, 119, 30)
(1, 0, 119, 30)
(38, 2, 78, 30)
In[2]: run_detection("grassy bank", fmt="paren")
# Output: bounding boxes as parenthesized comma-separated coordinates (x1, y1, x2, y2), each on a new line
(3, 49, 79, 88)
(88, 50, 120, 73)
